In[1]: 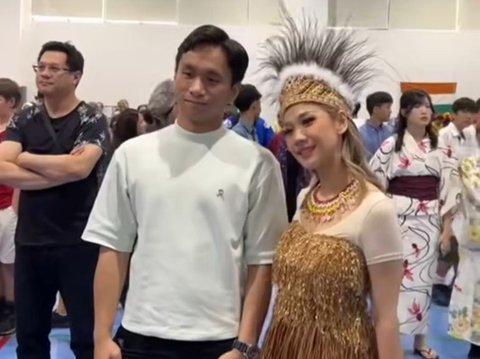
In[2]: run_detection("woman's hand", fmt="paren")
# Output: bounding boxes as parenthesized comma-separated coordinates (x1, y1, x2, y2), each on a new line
(439, 229, 453, 256)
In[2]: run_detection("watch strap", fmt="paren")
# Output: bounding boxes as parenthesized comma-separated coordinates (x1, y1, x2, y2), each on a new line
(232, 339, 259, 359)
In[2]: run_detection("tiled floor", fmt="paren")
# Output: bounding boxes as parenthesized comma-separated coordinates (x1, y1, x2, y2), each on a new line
(0, 305, 471, 358)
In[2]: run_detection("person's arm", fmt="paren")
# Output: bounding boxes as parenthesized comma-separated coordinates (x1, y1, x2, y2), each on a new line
(222, 152, 288, 358)
(0, 141, 64, 190)
(369, 261, 403, 359)
(17, 145, 103, 182)
(360, 198, 404, 359)
(82, 149, 137, 344)
(442, 210, 454, 237)
(11, 189, 20, 214)
(94, 247, 130, 340)
(17, 110, 109, 182)
(237, 265, 272, 345)
(439, 209, 455, 254)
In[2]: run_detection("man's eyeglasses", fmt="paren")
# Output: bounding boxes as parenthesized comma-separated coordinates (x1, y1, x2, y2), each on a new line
(32, 64, 71, 75)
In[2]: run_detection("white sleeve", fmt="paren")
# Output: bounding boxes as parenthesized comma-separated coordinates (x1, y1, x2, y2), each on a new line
(437, 143, 461, 218)
(244, 152, 289, 265)
(438, 128, 449, 148)
(369, 136, 396, 189)
(359, 197, 403, 266)
(82, 149, 137, 252)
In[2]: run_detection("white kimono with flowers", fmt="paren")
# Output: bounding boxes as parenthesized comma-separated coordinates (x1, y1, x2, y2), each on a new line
(370, 131, 460, 335)
(449, 147, 480, 344)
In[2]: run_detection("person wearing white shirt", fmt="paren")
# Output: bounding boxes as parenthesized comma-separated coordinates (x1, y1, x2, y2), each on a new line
(435, 97, 477, 308)
(438, 98, 477, 151)
(447, 117, 480, 358)
(83, 25, 288, 359)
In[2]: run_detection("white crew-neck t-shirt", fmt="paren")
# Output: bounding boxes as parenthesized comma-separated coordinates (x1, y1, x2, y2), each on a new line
(83, 122, 288, 341)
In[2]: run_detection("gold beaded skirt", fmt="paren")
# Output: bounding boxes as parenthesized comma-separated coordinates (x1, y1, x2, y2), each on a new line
(261, 222, 378, 359)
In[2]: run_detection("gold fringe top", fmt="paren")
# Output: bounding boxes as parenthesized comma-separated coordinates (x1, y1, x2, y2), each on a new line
(261, 222, 378, 359)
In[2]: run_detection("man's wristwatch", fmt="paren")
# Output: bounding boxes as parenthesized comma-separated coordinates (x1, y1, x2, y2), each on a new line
(232, 339, 260, 359)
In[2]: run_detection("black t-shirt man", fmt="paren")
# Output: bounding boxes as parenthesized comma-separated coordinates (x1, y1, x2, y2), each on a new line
(5, 101, 109, 246)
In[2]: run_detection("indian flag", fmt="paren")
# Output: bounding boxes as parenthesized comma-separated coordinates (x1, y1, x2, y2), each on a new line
(400, 82, 457, 114)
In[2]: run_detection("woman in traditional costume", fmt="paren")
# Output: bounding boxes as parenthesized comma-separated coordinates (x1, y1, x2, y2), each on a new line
(259, 9, 404, 359)
(370, 90, 460, 358)
(448, 139, 480, 359)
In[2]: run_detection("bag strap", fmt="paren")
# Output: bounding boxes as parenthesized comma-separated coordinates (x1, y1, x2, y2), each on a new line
(38, 105, 63, 153)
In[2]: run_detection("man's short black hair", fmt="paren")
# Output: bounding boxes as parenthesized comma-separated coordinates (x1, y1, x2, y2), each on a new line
(452, 97, 477, 114)
(234, 84, 261, 112)
(476, 98, 480, 113)
(175, 25, 249, 86)
(0, 78, 21, 108)
(366, 91, 393, 115)
(37, 41, 84, 74)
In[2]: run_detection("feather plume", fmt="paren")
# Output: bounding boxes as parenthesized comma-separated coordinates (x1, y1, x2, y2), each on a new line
(258, 3, 376, 110)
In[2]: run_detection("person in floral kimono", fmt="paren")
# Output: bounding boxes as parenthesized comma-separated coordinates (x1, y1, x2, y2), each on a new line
(370, 89, 460, 359)
(448, 138, 480, 359)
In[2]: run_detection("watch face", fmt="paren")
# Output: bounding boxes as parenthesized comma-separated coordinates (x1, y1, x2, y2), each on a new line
(248, 345, 260, 355)
(248, 349, 260, 359)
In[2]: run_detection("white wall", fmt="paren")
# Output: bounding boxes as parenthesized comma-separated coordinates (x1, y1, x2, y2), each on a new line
(22, 21, 279, 107)
(0, 0, 23, 80)
(357, 29, 480, 118)
(3, 0, 480, 123)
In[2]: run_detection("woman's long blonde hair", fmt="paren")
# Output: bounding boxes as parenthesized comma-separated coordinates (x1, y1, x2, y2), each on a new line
(324, 105, 384, 195)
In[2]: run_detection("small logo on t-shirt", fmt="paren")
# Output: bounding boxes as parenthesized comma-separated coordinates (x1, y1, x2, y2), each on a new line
(216, 189, 224, 199)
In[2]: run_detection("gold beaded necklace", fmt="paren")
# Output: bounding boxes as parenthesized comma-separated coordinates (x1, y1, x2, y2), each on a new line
(302, 179, 361, 223)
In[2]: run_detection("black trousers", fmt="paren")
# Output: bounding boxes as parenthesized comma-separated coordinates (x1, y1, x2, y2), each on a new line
(470, 343, 480, 358)
(115, 326, 235, 359)
(15, 242, 99, 359)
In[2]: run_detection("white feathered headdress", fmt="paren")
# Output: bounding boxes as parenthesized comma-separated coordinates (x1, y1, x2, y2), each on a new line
(259, 4, 376, 116)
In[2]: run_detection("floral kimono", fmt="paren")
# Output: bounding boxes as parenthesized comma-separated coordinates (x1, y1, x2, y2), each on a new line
(370, 131, 460, 334)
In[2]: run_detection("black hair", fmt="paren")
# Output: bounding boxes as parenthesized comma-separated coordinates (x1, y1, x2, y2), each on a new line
(112, 109, 140, 150)
(366, 91, 393, 115)
(138, 106, 155, 125)
(476, 98, 480, 112)
(452, 97, 477, 114)
(37, 41, 84, 74)
(394, 89, 437, 152)
(0, 78, 21, 108)
(175, 25, 249, 86)
(352, 102, 361, 118)
(234, 84, 261, 112)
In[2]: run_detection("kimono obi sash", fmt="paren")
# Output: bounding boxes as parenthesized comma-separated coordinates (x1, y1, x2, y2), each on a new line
(387, 175, 440, 201)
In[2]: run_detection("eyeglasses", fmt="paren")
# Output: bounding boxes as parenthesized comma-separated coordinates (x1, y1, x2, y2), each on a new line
(32, 64, 71, 75)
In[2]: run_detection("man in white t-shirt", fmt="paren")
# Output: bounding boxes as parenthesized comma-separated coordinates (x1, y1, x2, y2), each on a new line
(435, 97, 477, 307)
(438, 97, 477, 152)
(83, 25, 288, 359)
